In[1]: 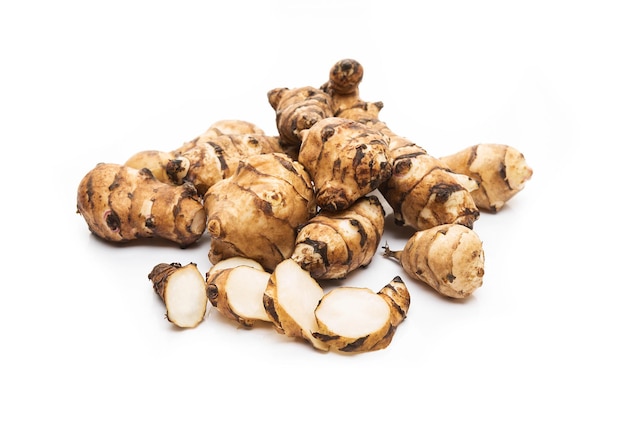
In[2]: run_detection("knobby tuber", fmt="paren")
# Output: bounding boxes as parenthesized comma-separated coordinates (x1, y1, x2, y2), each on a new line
(148, 262, 208, 328)
(298, 117, 392, 211)
(267, 86, 334, 150)
(76, 163, 206, 247)
(384, 224, 485, 299)
(126, 122, 284, 196)
(203, 152, 316, 271)
(439, 143, 533, 213)
(291, 194, 386, 280)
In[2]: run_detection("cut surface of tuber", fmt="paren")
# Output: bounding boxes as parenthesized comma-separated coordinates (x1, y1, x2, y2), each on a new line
(263, 258, 329, 351)
(149, 262, 208, 328)
(315, 287, 390, 338)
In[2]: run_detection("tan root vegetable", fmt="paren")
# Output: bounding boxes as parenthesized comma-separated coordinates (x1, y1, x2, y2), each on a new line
(439, 143, 533, 213)
(206, 263, 272, 328)
(383, 224, 485, 299)
(148, 262, 208, 328)
(124, 150, 190, 185)
(267, 86, 334, 150)
(291, 194, 386, 279)
(202, 119, 267, 136)
(298, 117, 392, 211)
(203, 152, 317, 271)
(126, 128, 284, 196)
(76, 163, 206, 247)
(321, 59, 480, 231)
(263, 258, 330, 351)
(312, 276, 410, 353)
(320, 57, 365, 115)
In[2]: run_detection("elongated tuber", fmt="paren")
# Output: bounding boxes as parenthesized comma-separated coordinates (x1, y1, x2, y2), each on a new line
(76, 163, 206, 247)
(148, 262, 208, 328)
(291, 195, 386, 279)
(203, 152, 317, 271)
(312, 276, 410, 353)
(298, 117, 392, 211)
(439, 143, 533, 212)
(263, 258, 330, 351)
(383, 224, 485, 299)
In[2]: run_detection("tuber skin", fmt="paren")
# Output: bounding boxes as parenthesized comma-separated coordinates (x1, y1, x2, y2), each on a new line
(203, 152, 317, 272)
(291, 194, 386, 280)
(439, 143, 533, 213)
(76, 163, 206, 247)
(267, 86, 334, 150)
(148, 262, 208, 328)
(321, 59, 480, 231)
(298, 117, 392, 211)
(124, 150, 190, 185)
(320, 58, 365, 116)
(383, 224, 485, 299)
(125, 122, 285, 196)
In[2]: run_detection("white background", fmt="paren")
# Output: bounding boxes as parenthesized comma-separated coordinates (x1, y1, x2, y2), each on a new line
(2, 1, 624, 439)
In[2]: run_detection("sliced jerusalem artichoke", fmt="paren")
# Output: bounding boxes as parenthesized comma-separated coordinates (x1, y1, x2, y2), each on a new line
(206, 263, 272, 328)
(148, 262, 208, 328)
(313, 276, 410, 353)
(262, 258, 329, 351)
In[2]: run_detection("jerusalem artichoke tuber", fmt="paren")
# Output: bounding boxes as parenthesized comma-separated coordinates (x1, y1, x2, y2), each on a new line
(298, 117, 392, 211)
(203, 152, 317, 271)
(439, 143, 533, 213)
(76, 163, 206, 247)
(291, 194, 386, 279)
(383, 224, 485, 299)
(267, 86, 334, 150)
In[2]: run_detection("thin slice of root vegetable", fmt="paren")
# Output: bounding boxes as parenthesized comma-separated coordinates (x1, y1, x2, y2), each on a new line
(263, 258, 329, 351)
(206, 256, 264, 286)
(148, 262, 208, 328)
(313, 276, 411, 353)
(206, 265, 271, 327)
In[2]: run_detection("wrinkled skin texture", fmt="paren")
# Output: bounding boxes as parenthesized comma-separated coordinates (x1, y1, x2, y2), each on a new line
(298, 117, 392, 211)
(291, 195, 386, 279)
(439, 143, 533, 213)
(76, 163, 206, 247)
(203, 153, 316, 272)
